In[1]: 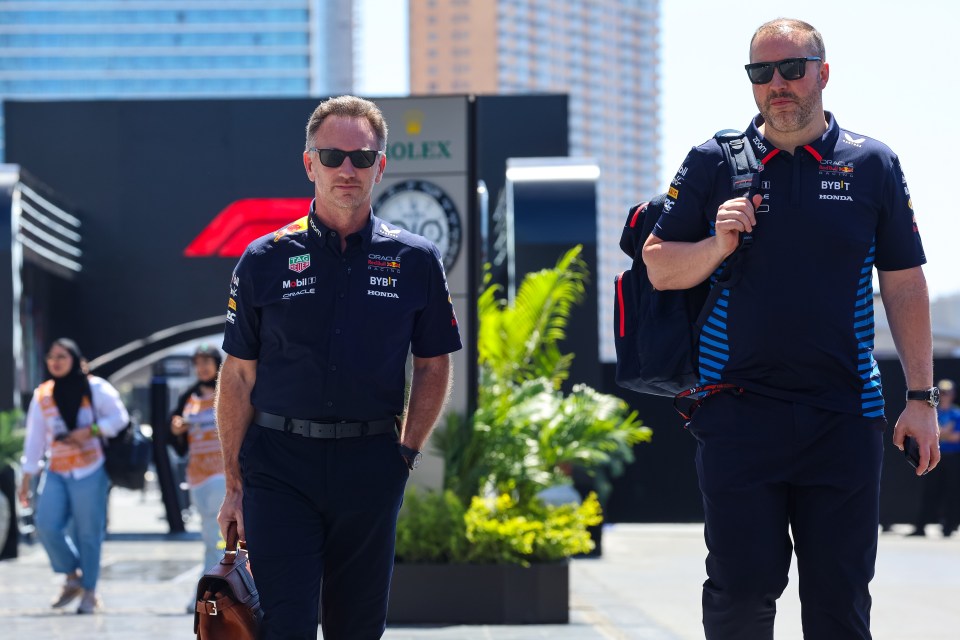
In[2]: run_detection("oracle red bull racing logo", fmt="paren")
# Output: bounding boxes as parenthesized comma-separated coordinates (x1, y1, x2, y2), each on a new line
(368, 254, 401, 272)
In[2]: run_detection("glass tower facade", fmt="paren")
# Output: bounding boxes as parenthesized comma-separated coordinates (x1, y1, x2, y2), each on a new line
(410, 0, 660, 363)
(0, 0, 357, 158)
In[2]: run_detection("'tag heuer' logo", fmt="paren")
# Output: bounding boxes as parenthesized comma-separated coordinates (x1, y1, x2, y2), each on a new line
(288, 254, 310, 273)
(184, 198, 312, 257)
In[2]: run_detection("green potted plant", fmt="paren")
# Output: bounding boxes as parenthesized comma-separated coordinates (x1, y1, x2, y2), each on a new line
(0, 410, 26, 559)
(389, 246, 651, 624)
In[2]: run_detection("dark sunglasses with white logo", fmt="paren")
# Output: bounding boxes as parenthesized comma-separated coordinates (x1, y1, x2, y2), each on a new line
(744, 56, 821, 85)
(309, 147, 382, 169)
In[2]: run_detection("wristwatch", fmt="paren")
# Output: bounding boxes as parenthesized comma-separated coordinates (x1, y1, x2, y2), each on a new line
(906, 387, 940, 408)
(398, 444, 422, 470)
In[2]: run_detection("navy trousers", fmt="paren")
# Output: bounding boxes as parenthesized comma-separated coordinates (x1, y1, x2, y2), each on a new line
(687, 392, 884, 640)
(240, 425, 409, 640)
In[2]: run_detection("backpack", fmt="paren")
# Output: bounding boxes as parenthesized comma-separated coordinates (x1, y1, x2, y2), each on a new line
(102, 420, 152, 490)
(613, 130, 759, 397)
(89, 392, 152, 490)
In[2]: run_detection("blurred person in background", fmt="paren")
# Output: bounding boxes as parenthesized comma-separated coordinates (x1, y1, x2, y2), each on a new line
(17, 338, 129, 614)
(908, 379, 960, 537)
(169, 344, 226, 609)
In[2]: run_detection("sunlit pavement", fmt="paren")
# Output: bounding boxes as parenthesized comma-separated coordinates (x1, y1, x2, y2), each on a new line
(1, 487, 957, 639)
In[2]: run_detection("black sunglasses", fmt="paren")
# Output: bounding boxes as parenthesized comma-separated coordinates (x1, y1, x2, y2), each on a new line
(309, 147, 382, 169)
(744, 57, 821, 85)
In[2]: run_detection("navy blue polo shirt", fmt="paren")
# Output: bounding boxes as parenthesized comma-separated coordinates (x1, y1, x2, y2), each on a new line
(654, 113, 925, 417)
(222, 202, 462, 421)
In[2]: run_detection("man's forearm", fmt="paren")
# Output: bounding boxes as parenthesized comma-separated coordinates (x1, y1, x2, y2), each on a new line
(643, 235, 728, 291)
(401, 354, 452, 450)
(215, 356, 257, 491)
(879, 267, 933, 388)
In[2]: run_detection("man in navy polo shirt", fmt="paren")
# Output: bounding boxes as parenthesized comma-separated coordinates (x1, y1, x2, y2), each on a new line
(216, 95, 461, 639)
(643, 18, 940, 639)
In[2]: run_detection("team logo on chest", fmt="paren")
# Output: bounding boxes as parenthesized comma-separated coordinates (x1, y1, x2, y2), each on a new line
(368, 253, 401, 273)
(818, 160, 855, 201)
(368, 275, 400, 299)
(818, 159, 855, 175)
(288, 254, 310, 273)
(819, 178, 853, 202)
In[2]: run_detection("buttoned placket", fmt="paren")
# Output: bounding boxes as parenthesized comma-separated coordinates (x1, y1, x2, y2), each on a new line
(325, 231, 361, 417)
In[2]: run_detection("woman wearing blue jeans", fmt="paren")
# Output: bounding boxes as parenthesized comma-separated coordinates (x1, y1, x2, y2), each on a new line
(18, 338, 129, 614)
(169, 345, 226, 611)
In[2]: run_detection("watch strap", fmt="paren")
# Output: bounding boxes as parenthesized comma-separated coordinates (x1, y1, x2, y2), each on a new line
(398, 444, 420, 457)
(906, 387, 939, 407)
(398, 444, 422, 469)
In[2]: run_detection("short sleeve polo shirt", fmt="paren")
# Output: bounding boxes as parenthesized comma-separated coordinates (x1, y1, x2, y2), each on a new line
(222, 202, 462, 421)
(653, 113, 926, 417)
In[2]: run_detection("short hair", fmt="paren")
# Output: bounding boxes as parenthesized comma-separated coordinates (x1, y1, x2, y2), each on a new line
(750, 18, 825, 61)
(939, 379, 955, 393)
(305, 95, 389, 152)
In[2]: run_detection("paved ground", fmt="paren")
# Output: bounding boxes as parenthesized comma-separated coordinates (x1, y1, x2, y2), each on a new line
(1, 486, 958, 639)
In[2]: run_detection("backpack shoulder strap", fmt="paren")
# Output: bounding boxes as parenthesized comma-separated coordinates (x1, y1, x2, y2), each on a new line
(711, 129, 761, 252)
(714, 129, 760, 197)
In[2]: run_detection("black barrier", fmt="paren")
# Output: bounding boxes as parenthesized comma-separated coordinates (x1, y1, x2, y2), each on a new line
(0, 464, 17, 559)
(150, 377, 185, 534)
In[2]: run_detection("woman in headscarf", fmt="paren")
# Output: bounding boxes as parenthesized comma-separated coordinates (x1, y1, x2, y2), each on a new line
(18, 338, 129, 614)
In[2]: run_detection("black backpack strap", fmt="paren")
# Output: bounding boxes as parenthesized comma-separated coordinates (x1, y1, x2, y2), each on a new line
(714, 129, 760, 197)
(693, 130, 761, 332)
(712, 128, 760, 256)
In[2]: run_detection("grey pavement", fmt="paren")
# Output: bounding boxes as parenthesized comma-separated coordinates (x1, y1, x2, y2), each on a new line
(1, 486, 958, 639)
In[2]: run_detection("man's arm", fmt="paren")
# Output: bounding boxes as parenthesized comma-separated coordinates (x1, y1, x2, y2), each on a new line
(400, 354, 452, 451)
(878, 266, 940, 475)
(215, 354, 257, 544)
(643, 194, 762, 290)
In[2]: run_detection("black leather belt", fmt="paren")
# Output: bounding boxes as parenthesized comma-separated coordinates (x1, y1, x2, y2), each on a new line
(253, 411, 397, 439)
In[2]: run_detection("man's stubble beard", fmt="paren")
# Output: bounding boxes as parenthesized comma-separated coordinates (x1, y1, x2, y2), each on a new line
(761, 89, 820, 134)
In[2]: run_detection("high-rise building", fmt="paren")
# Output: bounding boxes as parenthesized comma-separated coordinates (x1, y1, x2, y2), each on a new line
(409, 0, 660, 362)
(0, 0, 357, 158)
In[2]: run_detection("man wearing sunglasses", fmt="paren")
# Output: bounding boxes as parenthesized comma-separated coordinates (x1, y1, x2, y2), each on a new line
(216, 95, 461, 639)
(643, 18, 937, 640)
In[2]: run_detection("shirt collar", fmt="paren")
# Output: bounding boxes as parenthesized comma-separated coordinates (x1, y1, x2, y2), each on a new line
(307, 199, 375, 251)
(746, 111, 840, 162)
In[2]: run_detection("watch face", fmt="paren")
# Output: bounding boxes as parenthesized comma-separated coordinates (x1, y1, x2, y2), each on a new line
(374, 180, 463, 271)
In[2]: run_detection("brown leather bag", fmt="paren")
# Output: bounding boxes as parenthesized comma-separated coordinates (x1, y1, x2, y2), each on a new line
(194, 537, 263, 640)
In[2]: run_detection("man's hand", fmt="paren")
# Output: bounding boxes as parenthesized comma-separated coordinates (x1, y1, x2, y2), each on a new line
(217, 489, 245, 549)
(879, 266, 936, 476)
(892, 403, 941, 476)
(214, 354, 256, 550)
(401, 354, 452, 451)
(714, 194, 763, 257)
(644, 193, 764, 291)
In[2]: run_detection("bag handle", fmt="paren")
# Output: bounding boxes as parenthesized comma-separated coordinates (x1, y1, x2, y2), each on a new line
(221, 522, 248, 566)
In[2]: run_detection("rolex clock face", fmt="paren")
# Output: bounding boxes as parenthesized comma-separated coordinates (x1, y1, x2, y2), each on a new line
(374, 180, 462, 271)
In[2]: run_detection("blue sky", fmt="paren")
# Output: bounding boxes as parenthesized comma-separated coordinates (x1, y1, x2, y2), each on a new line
(359, 0, 960, 300)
